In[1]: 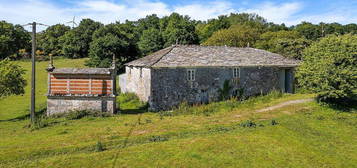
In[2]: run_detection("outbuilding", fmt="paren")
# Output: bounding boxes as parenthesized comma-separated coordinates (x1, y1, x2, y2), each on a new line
(46, 60, 117, 115)
(119, 45, 299, 111)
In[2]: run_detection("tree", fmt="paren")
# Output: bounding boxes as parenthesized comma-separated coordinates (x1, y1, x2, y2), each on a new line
(195, 15, 230, 43)
(255, 30, 311, 59)
(87, 34, 129, 68)
(294, 22, 321, 40)
(227, 13, 267, 31)
(60, 19, 102, 58)
(203, 25, 260, 47)
(296, 34, 357, 103)
(0, 21, 30, 60)
(138, 28, 164, 55)
(0, 59, 27, 98)
(161, 13, 199, 47)
(38, 24, 70, 56)
(86, 22, 140, 70)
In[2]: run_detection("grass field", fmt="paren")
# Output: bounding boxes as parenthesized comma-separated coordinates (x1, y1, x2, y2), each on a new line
(0, 59, 356, 168)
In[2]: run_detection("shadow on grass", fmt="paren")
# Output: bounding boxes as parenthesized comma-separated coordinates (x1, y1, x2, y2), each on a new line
(119, 105, 148, 115)
(0, 107, 47, 122)
(322, 96, 357, 113)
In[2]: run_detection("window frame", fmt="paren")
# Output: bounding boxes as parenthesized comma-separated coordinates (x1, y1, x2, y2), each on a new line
(233, 67, 240, 78)
(187, 69, 196, 81)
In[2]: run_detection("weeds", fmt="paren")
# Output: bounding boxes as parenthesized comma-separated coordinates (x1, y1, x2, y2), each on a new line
(240, 120, 257, 128)
(95, 141, 105, 152)
(149, 135, 169, 142)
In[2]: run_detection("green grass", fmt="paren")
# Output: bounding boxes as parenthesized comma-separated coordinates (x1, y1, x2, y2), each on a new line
(0, 59, 356, 168)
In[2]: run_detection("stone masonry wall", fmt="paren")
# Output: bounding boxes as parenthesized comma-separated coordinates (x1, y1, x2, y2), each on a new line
(47, 96, 116, 115)
(149, 67, 284, 111)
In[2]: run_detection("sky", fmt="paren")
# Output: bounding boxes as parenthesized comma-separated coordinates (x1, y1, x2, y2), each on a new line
(0, 0, 356, 30)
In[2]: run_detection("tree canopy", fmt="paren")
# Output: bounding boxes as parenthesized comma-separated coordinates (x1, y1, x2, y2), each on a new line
(38, 24, 70, 56)
(296, 34, 357, 103)
(255, 30, 311, 59)
(0, 21, 30, 60)
(60, 19, 102, 58)
(0, 59, 27, 98)
(203, 25, 260, 47)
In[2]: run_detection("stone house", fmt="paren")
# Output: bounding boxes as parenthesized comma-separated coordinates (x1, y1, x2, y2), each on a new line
(46, 59, 117, 115)
(119, 45, 299, 111)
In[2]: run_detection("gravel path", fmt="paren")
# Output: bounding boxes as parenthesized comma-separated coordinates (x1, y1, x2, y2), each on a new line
(256, 98, 314, 113)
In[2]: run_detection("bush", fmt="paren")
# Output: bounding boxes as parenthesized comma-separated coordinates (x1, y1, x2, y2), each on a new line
(0, 59, 27, 98)
(149, 135, 168, 142)
(296, 34, 357, 103)
(95, 141, 105, 152)
(240, 120, 257, 128)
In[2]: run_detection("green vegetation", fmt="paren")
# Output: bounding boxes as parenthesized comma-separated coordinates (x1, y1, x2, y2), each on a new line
(296, 34, 357, 103)
(0, 59, 356, 167)
(255, 30, 311, 59)
(0, 21, 30, 59)
(0, 59, 27, 98)
(203, 25, 260, 47)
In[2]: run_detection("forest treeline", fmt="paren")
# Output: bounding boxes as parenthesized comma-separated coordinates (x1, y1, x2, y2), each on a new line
(1, 12, 357, 69)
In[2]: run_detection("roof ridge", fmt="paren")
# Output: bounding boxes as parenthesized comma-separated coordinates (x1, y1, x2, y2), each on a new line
(147, 45, 176, 67)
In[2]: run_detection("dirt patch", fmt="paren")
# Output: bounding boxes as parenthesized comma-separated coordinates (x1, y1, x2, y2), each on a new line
(256, 98, 314, 113)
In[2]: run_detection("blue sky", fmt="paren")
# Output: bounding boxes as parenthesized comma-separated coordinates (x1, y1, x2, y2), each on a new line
(0, 0, 356, 29)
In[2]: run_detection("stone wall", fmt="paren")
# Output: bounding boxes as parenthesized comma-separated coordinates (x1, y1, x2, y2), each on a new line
(149, 67, 287, 111)
(47, 96, 116, 115)
(119, 66, 151, 102)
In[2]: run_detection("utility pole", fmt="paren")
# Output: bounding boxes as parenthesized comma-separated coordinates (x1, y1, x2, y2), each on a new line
(22, 22, 48, 125)
(30, 22, 36, 124)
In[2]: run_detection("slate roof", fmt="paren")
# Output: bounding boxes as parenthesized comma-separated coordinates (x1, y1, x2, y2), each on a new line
(51, 68, 111, 75)
(126, 45, 299, 68)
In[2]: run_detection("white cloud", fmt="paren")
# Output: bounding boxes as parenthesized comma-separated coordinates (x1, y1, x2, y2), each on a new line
(242, 2, 303, 25)
(174, 1, 236, 20)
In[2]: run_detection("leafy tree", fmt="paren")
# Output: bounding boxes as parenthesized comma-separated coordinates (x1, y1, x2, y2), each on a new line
(196, 15, 230, 43)
(344, 23, 357, 34)
(203, 25, 260, 47)
(87, 22, 140, 70)
(136, 14, 161, 33)
(138, 28, 164, 55)
(38, 24, 70, 56)
(294, 22, 321, 40)
(161, 13, 199, 47)
(227, 13, 267, 31)
(0, 21, 30, 59)
(296, 34, 357, 103)
(60, 19, 102, 58)
(0, 59, 26, 98)
(87, 34, 128, 68)
(255, 30, 311, 59)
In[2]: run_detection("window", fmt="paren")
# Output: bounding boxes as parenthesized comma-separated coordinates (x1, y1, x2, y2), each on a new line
(187, 69, 195, 81)
(233, 68, 240, 78)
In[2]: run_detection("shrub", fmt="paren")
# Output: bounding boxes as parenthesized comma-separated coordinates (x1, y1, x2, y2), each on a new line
(218, 80, 233, 101)
(271, 119, 278, 125)
(149, 135, 168, 142)
(296, 34, 357, 103)
(240, 120, 257, 128)
(0, 59, 27, 98)
(95, 141, 105, 152)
